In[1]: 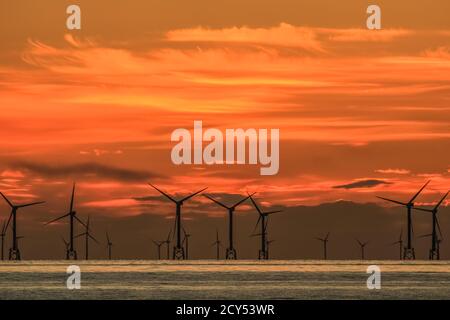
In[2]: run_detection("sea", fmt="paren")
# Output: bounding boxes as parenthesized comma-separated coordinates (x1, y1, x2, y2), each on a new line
(0, 260, 449, 300)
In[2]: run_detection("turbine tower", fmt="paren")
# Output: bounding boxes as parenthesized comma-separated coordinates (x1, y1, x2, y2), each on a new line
(389, 229, 403, 260)
(149, 184, 206, 260)
(0, 220, 6, 261)
(418, 234, 442, 260)
(204, 193, 253, 260)
(152, 240, 164, 259)
(377, 180, 430, 260)
(1, 192, 45, 260)
(315, 232, 330, 260)
(413, 191, 448, 260)
(74, 216, 99, 260)
(106, 231, 113, 260)
(45, 183, 86, 260)
(182, 227, 191, 260)
(248, 194, 282, 260)
(356, 239, 369, 260)
(211, 229, 222, 260)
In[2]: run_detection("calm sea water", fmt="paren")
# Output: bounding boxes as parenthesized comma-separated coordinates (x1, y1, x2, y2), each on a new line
(0, 260, 450, 299)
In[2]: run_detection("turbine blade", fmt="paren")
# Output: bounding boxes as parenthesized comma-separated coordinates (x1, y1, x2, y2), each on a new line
(413, 207, 433, 213)
(252, 214, 262, 234)
(88, 233, 99, 244)
(231, 193, 254, 209)
(0, 192, 13, 207)
(325, 232, 330, 241)
(418, 234, 432, 239)
(5, 213, 13, 232)
(180, 187, 208, 202)
(74, 233, 86, 239)
(44, 213, 70, 225)
(409, 180, 431, 203)
(74, 215, 88, 228)
(17, 201, 45, 208)
(166, 229, 172, 242)
(376, 196, 407, 206)
(436, 218, 443, 239)
(61, 236, 68, 246)
(106, 231, 110, 243)
(148, 183, 177, 203)
(203, 194, 229, 209)
(70, 183, 76, 213)
(248, 194, 263, 214)
(265, 210, 283, 216)
(434, 191, 449, 211)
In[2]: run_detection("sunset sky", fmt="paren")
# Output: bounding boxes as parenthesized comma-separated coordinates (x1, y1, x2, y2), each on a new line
(0, 1, 449, 257)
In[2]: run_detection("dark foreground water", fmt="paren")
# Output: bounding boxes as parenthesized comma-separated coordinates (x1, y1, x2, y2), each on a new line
(0, 260, 449, 299)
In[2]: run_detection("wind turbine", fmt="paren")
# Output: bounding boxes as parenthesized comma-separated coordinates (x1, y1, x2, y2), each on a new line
(211, 229, 222, 260)
(418, 233, 443, 260)
(45, 183, 85, 260)
(389, 229, 403, 260)
(152, 240, 164, 260)
(377, 180, 430, 259)
(149, 184, 207, 260)
(74, 216, 99, 260)
(355, 239, 369, 260)
(182, 227, 191, 260)
(315, 232, 330, 260)
(413, 191, 448, 260)
(106, 231, 113, 260)
(163, 229, 171, 259)
(1, 192, 45, 260)
(248, 194, 282, 260)
(61, 236, 70, 255)
(0, 220, 6, 261)
(204, 193, 253, 259)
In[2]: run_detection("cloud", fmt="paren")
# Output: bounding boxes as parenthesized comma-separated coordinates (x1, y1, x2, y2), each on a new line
(375, 169, 411, 175)
(9, 161, 163, 182)
(333, 179, 391, 189)
(166, 23, 325, 52)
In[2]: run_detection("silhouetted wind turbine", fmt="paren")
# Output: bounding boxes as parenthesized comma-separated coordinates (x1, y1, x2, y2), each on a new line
(163, 229, 171, 259)
(1, 192, 45, 260)
(204, 193, 253, 259)
(356, 239, 369, 260)
(182, 227, 191, 259)
(0, 220, 6, 261)
(211, 229, 222, 260)
(315, 232, 330, 260)
(389, 229, 403, 260)
(75, 216, 99, 260)
(418, 233, 442, 260)
(413, 191, 448, 260)
(149, 184, 207, 260)
(377, 180, 430, 260)
(45, 183, 85, 260)
(106, 231, 113, 260)
(61, 236, 69, 253)
(249, 194, 282, 260)
(152, 240, 164, 260)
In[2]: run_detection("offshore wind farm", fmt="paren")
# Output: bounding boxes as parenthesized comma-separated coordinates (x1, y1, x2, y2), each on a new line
(1, 0, 450, 301)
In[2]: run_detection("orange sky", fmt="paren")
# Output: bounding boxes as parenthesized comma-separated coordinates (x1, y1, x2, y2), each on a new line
(0, 0, 449, 221)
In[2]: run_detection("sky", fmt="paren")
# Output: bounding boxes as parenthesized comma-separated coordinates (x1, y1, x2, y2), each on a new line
(0, 1, 449, 259)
